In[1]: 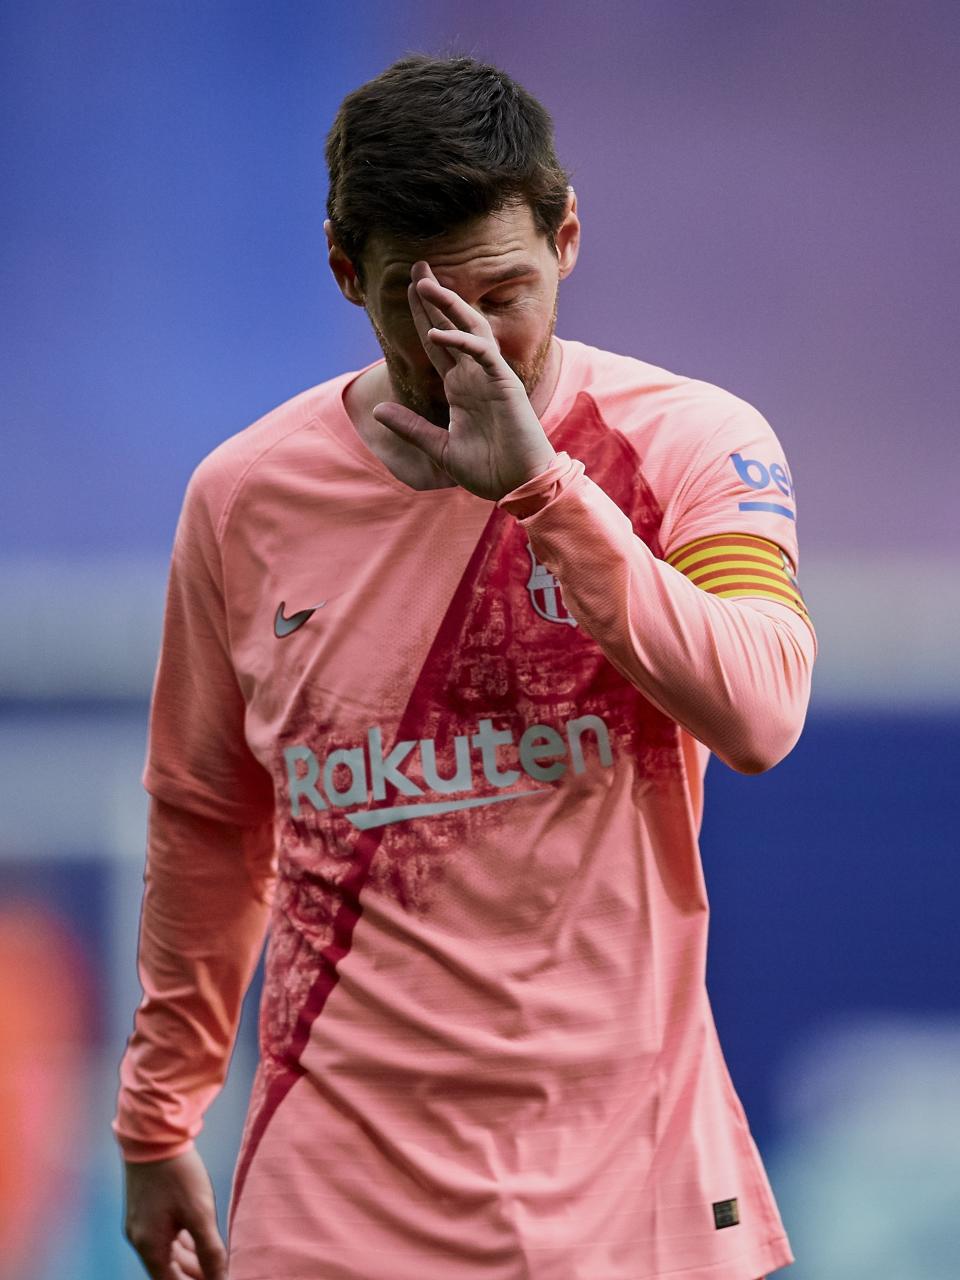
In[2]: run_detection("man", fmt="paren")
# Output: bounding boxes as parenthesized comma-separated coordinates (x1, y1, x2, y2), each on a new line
(115, 53, 815, 1280)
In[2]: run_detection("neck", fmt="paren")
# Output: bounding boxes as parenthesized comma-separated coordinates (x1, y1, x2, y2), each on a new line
(528, 336, 562, 420)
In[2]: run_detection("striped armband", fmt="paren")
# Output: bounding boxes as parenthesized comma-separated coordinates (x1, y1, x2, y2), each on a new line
(665, 533, 810, 621)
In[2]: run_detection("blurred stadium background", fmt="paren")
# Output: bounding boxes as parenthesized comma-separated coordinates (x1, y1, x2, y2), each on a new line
(1, 3, 957, 1277)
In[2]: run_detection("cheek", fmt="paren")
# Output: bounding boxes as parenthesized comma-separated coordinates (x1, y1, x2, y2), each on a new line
(376, 311, 422, 358)
(378, 305, 415, 338)
(489, 305, 550, 356)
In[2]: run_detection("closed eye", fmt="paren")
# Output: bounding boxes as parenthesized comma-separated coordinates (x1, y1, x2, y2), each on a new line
(483, 294, 522, 310)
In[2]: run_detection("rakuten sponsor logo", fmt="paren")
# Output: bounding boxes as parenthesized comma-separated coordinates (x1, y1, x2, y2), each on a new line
(283, 715, 614, 830)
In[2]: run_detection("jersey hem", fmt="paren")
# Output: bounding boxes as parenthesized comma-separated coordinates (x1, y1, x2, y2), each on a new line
(226, 1235, 794, 1279)
(643, 1234, 794, 1279)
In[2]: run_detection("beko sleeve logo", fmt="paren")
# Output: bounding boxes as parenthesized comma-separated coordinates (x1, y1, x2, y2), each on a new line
(729, 451, 796, 520)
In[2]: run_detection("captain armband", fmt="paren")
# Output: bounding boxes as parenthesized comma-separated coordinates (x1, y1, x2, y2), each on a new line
(666, 533, 811, 623)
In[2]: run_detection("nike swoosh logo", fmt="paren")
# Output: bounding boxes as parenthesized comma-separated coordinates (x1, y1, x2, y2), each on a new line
(274, 599, 326, 639)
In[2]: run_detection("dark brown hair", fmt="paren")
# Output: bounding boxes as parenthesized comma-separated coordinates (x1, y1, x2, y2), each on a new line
(325, 53, 572, 286)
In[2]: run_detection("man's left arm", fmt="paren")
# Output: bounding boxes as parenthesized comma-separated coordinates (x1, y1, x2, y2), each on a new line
(497, 451, 817, 775)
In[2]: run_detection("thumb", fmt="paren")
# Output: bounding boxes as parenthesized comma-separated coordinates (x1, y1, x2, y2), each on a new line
(372, 401, 451, 471)
(182, 1207, 227, 1280)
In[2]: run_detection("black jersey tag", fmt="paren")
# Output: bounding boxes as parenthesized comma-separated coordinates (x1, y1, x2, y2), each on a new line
(713, 1197, 740, 1229)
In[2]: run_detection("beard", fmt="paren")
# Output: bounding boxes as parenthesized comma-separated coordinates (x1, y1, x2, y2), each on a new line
(367, 288, 560, 429)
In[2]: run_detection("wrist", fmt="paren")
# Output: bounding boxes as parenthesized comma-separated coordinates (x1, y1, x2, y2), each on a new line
(496, 450, 583, 520)
(508, 450, 558, 513)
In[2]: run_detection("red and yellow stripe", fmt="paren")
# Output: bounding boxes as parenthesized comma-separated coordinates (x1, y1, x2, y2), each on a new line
(666, 533, 810, 620)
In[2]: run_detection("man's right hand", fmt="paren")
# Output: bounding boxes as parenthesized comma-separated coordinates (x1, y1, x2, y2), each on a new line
(123, 1148, 228, 1280)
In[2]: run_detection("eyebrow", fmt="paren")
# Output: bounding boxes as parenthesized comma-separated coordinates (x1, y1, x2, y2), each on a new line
(382, 262, 540, 289)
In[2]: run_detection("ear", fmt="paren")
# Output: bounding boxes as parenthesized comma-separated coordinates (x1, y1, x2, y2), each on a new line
(554, 187, 580, 281)
(324, 219, 366, 307)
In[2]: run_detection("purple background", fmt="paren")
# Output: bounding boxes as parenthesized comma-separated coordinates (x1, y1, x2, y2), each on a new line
(2, 0, 956, 557)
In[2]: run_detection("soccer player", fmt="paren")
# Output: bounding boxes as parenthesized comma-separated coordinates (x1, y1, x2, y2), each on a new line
(114, 54, 815, 1280)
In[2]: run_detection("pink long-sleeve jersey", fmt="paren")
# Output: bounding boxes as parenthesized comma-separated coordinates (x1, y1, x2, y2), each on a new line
(114, 337, 816, 1280)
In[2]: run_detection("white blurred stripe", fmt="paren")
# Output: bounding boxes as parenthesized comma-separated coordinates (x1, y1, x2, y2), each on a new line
(0, 558, 166, 699)
(0, 710, 149, 859)
(801, 557, 960, 710)
(0, 555, 956, 707)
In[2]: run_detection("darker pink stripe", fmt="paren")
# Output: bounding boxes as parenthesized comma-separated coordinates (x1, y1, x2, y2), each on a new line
(229, 504, 505, 1229)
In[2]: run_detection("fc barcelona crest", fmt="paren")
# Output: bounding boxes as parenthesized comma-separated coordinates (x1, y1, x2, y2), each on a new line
(525, 540, 578, 628)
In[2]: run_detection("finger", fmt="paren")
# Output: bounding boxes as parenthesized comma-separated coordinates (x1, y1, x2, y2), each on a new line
(170, 1253, 204, 1279)
(414, 271, 489, 338)
(194, 1237, 227, 1280)
(410, 262, 456, 329)
(411, 264, 460, 338)
(416, 287, 460, 342)
(171, 1231, 206, 1280)
(183, 1218, 227, 1280)
(410, 262, 485, 371)
(371, 401, 453, 473)
(407, 279, 455, 377)
(426, 327, 506, 377)
(126, 1233, 169, 1280)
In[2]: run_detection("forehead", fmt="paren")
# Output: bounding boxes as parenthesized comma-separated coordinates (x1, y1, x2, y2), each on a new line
(366, 200, 546, 286)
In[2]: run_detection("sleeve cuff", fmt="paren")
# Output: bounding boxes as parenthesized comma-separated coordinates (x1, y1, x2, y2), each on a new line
(495, 451, 586, 519)
(112, 1128, 197, 1163)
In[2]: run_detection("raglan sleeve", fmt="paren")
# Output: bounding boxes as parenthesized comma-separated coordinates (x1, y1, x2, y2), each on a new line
(112, 458, 277, 1162)
(141, 457, 274, 824)
(496, 405, 817, 774)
